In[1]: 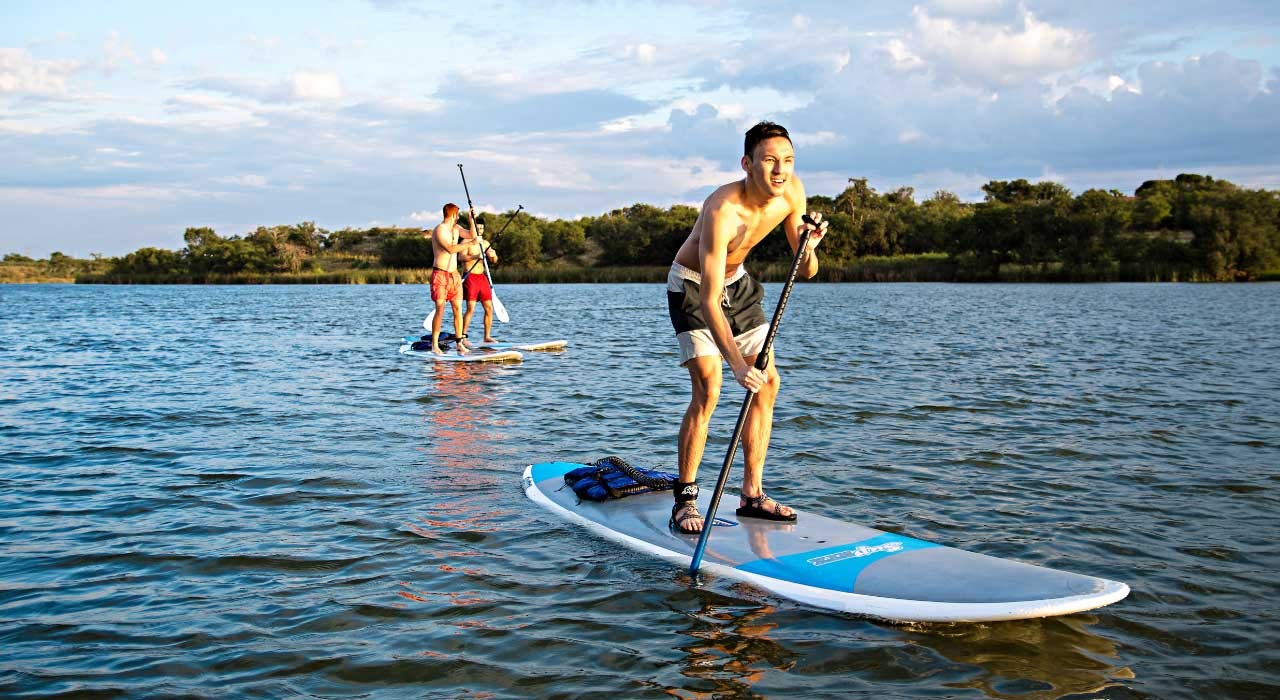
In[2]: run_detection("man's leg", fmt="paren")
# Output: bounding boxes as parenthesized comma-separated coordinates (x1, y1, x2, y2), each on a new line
(451, 299, 469, 352)
(738, 350, 793, 518)
(482, 300, 495, 342)
(430, 300, 447, 354)
(462, 299, 476, 338)
(673, 355, 722, 533)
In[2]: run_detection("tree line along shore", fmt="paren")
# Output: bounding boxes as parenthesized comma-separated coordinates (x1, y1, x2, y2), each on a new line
(4, 174, 1278, 284)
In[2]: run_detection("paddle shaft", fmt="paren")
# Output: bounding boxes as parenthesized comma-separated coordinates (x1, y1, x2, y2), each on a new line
(457, 164, 501, 288)
(687, 225, 814, 575)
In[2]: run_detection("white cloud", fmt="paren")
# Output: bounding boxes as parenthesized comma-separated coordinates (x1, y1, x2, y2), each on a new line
(103, 30, 142, 75)
(635, 43, 657, 65)
(716, 103, 746, 120)
(600, 116, 642, 133)
(906, 6, 1092, 88)
(897, 129, 925, 144)
(0, 48, 80, 96)
(214, 174, 269, 188)
(885, 38, 925, 72)
(833, 50, 851, 74)
(290, 71, 342, 100)
(150, 49, 167, 66)
(792, 130, 841, 147)
(0, 119, 51, 135)
(792, 14, 811, 30)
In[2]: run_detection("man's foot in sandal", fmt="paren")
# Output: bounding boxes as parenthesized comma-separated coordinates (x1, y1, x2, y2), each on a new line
(670, 481, 703, 534)
(736, 493, 797, 522)
(670, 501, 704, 534)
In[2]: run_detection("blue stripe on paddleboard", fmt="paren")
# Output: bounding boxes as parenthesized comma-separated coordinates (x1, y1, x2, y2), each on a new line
(530, 461, 580, 484)
(737, 532, 937, 592)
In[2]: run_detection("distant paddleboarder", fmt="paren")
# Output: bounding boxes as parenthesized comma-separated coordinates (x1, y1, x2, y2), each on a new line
(428, 203, 475, 355)
(666, 121, 828, 534)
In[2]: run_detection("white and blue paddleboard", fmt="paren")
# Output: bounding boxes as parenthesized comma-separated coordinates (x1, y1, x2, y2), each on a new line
(478, 339, 567, 351)
(523, 461, 1129, 623)
(398, 343, 522, 363)
(403, 335, 567, 352)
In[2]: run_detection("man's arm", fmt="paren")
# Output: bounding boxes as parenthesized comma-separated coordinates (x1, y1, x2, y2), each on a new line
(700, 203, 766, 391)
(784, 177, 822, 279)
(433, 226, 471, 255)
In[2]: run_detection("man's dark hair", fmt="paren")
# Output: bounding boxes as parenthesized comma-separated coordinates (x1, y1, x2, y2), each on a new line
(744, 121, 791, 159)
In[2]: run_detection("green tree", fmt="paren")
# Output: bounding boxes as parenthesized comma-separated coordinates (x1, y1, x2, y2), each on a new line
(586, 204, 696, 266)
(1061, 189, 1132, 277)
(540, 218, 588, 260)
(903, 190, 970, 253)
(380, 235, 434, 268)
(112, 247, 186, 276)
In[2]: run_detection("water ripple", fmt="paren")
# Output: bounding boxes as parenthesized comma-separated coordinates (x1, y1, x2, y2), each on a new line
(0, 283, 1277, 698)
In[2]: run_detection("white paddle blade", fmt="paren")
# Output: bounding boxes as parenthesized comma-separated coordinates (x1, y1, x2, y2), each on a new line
(492, 293, 510, 323)
(422, 307, 436, 330)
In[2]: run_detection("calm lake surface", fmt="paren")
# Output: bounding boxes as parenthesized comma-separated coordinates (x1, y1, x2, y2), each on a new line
(1, 282, 1277, 699)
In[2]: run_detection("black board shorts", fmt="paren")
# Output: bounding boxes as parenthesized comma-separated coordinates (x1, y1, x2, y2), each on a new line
(666, 262, 768, 365)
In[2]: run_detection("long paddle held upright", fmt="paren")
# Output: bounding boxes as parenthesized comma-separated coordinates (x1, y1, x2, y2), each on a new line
(687, 218, 818, 575)
(458, 164, 509, 323)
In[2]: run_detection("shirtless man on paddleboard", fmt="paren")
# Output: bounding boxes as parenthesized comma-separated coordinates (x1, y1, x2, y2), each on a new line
(666, 121, 827, 534)
(427, 203, 475, 355)
(459, 219, 501, 344)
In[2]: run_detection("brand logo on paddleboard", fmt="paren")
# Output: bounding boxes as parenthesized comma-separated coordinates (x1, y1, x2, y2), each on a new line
(807, 541, 904, 567)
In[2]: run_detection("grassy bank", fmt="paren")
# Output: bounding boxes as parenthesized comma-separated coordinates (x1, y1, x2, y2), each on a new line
(1, 259, 110, 283)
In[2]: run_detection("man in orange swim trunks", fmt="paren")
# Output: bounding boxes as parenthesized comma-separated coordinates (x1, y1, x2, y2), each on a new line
(427, 203, 474, 355)
(459, 218, 501, 344)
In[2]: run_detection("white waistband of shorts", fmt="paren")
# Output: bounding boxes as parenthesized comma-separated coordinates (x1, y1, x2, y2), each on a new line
(669, 261, 747, 286)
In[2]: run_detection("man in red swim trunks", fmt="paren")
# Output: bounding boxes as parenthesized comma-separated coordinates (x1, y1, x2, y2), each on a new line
(427, 203, 474, 355)
(459, 218, 501, 344)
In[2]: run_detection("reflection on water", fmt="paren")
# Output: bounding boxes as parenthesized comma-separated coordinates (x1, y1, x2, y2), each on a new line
(655, 582, 1133, 699)
(671, 596, 797, 698)
(908, 616, 1134, 699)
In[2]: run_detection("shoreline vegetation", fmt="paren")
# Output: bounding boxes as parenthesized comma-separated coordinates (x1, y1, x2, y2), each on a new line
(5, 174, 1279, 284)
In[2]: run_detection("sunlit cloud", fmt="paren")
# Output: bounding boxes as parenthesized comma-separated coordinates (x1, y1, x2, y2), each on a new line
(0, 48, 81, 96)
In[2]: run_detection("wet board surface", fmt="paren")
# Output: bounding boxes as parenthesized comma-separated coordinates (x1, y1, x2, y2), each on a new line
(477, 339, 567, 351)
(402, 336, 567, 352)
(524, 461, 1129, 622)
(398, 344, 522, 363)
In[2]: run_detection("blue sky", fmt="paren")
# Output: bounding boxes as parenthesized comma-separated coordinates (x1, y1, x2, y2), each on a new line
(2, 0, 1278, 256)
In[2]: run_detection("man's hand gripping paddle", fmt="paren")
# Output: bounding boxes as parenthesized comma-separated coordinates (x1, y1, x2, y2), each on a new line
(687, 213, 826, 575)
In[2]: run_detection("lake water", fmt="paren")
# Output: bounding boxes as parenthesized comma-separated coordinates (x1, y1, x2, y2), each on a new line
(1, 282, 1277, 699)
